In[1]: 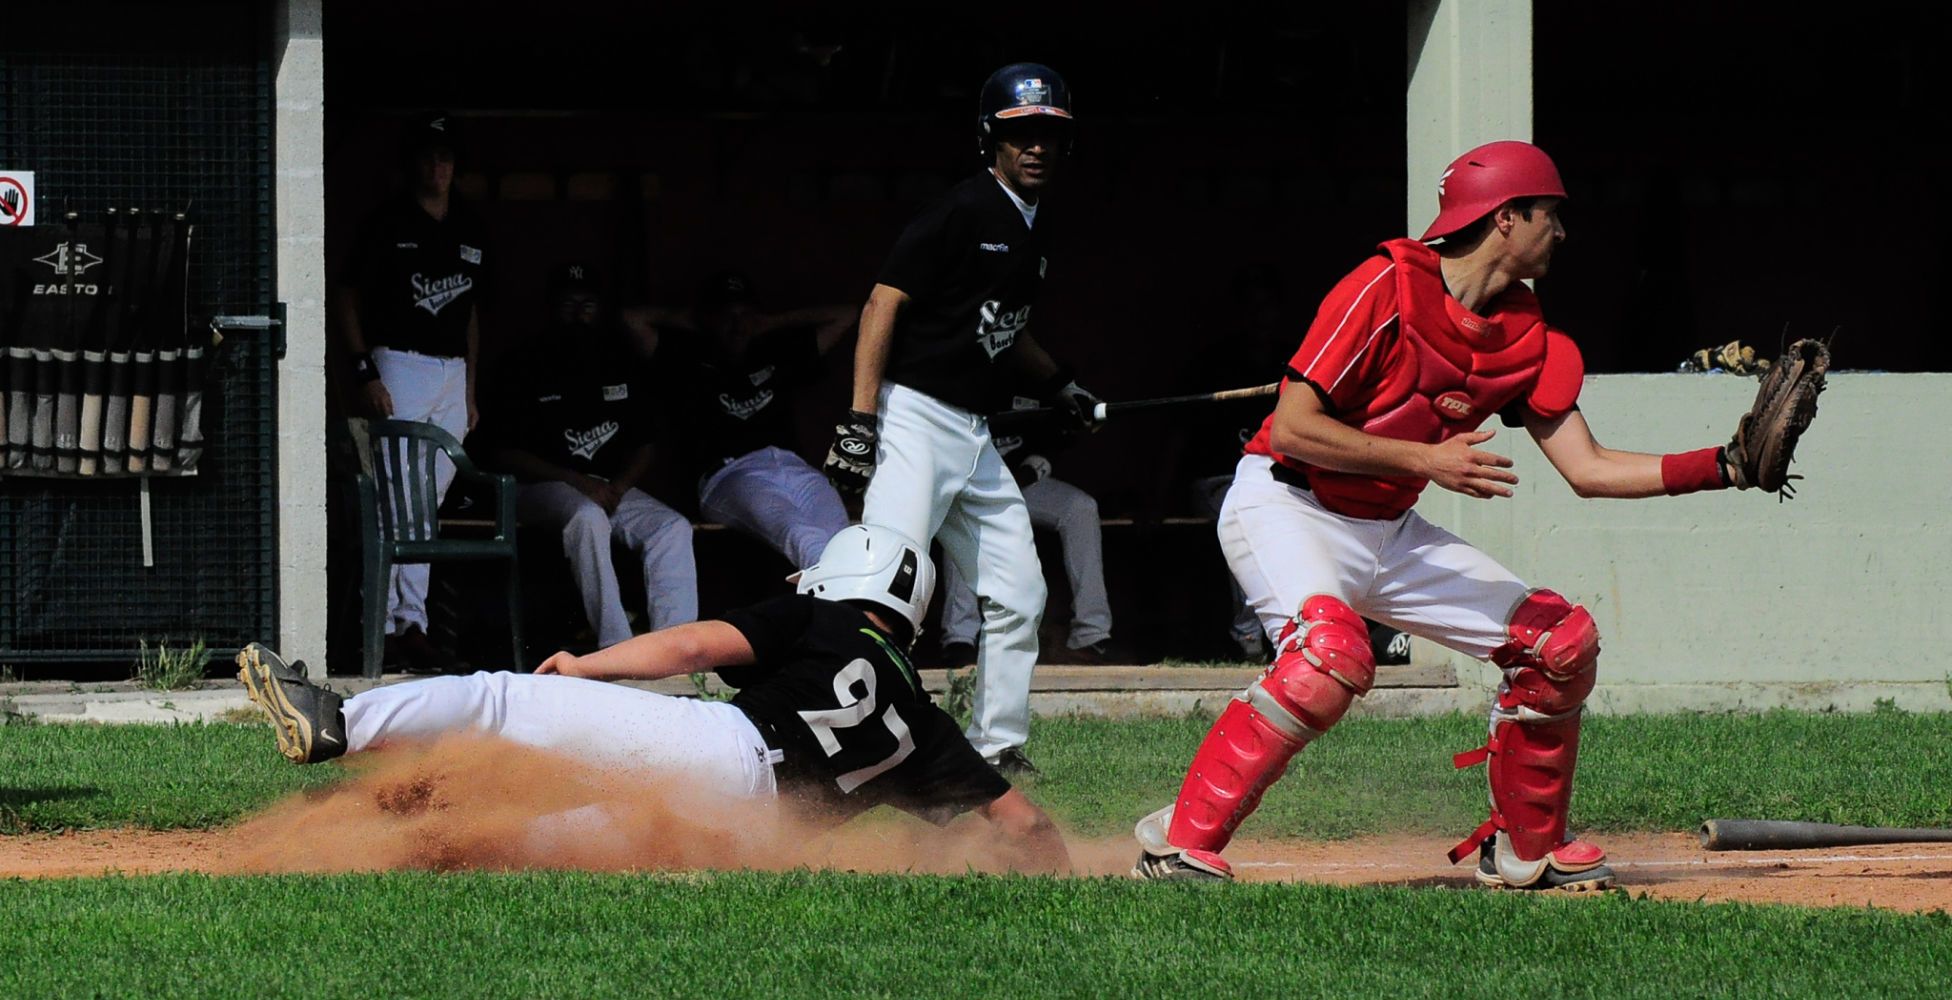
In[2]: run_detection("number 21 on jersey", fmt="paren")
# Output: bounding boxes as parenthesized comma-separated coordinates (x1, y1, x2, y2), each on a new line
(796, 659, 916, 793)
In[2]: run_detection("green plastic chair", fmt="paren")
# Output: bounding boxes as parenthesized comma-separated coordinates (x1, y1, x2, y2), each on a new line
(351, 418, 524, 679)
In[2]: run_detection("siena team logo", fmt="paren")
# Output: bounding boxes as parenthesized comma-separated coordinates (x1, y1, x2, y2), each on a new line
(412, 271, 474, 316)
(565, 421, 619, 460)
(1432, 391, 1475, 421)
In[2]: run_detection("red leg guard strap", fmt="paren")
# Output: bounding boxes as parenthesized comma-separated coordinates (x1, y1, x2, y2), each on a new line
(1164, 596, 1374, 853)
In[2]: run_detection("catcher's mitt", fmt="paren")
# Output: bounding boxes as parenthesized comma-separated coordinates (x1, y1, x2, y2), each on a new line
(1724, 338, 1829, 499)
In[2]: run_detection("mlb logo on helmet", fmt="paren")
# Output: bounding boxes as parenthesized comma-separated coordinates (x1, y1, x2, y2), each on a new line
(1015, 78, 1049, 106)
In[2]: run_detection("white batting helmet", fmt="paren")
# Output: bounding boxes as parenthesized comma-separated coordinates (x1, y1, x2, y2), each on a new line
(796, 525, 935, 636)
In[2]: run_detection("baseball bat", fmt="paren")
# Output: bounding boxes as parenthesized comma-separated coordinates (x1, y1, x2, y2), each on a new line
(102, 208, 146, 472)
(78, 207, 120, 475)
(126, 209, 168, 474)
(988, 381, 1282, 434)
(54, 212, 84, 473)
(1699, 819, 1952, 852)
(148, 212, 190, 472)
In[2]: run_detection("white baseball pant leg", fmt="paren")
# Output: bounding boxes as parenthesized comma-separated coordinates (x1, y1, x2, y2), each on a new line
(519, 482, 698, 648)
(944, 475, 1112, 649)
(1193, 473, 1265, 649)
(699, 446, 852, 571)
(1219, 453, 1533, 658)
(372, 347, 471, 635)
(862, 383, 1044, 759)
(342, 671, 777, 798)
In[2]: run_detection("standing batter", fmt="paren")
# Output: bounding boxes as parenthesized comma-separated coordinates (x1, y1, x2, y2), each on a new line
(478, 263, 696, 648)
(626, 272, 854, 571)
(335, 112, 487, 672)
(824, 63, 1102, 774)
(1133, 141, 1765, 890)
(236, 525, 1069, 867)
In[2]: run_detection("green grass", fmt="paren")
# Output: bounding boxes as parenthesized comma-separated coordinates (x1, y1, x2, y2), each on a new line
(0, 722, 342, 833)
(4, 871, 1948, 999)
(5, 711, 1952, 838)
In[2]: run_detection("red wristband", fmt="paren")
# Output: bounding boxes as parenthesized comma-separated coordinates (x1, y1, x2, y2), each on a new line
(1661, 446, 1727, 496)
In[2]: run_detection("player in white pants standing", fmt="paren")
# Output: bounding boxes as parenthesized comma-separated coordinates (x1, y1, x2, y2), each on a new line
(477, 263, 696, 648)
(937, 401, 1113, 665)
(623, 272, 855, 571)
(334, 112, 486, 673)
(823, 64, 1103, 774)
(235, 525, 1069, 868)
(1133, 141, 1767, 890)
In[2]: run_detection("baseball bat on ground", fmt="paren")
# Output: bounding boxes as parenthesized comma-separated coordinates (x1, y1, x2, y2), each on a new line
(988, 381, 1281, 435)
(1699, 819, 1952, 851)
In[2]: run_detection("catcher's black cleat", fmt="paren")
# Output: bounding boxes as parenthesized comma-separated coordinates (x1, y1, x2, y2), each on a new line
(1131, 847, 1234, 883)
(236, 642, 347, 764)
(1474, 836, 1616, 892)
(986, 746, 1040, 778)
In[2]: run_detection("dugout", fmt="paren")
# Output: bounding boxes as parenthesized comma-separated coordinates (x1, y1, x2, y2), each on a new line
(3, 1, 1944, 677)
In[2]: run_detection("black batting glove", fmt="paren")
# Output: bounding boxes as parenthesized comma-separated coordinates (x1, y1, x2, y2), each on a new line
(823, 409, 879, 495)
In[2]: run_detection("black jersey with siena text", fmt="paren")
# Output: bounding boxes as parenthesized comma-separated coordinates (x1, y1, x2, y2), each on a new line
(875, 171, 1053, 413)
(718, 595, 1010, 823)
(654, 325, 823, 480)
(344, 196, 489, 359)
(477, 327, 652, 479)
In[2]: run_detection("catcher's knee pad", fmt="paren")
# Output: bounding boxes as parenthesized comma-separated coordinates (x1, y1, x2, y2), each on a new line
(1450, 591, 1603, 867)
(1164, 595, 1375, 853)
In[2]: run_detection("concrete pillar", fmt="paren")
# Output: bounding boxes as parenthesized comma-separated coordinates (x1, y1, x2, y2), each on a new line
(274, 0, 329, 679)
(1405, 0, 1533, 235)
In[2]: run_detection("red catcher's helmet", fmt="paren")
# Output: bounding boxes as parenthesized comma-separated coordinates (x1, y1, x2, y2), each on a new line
(1420, 141, 1567, 242)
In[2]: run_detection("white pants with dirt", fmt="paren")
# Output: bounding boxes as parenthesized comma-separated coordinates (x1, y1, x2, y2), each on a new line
(517, 481, 698, 648)
(342, 671, 777, 798)
(699, 446, 851, 571)
(372, 347, 470, 635)
(861, 382, 1045, 760)
(940, 475, 1111, 651)
(1218, 453, 1532, 657)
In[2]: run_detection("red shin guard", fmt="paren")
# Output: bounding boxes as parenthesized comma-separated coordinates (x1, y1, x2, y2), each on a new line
(1165, 596, 1375, 853)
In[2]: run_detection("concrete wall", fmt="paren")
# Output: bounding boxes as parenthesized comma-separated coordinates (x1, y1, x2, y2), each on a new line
(1406, 0, 1533, 234)
(1412, 373, 1952, 712)
(274, 0, 329, 679)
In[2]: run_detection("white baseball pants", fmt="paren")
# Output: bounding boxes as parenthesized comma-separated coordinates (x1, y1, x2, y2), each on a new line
(372, 347, 471, 636)
(939, 475, 1111, 651)
(861, 383, 1045, 759)
(343, 671, 777, 798)
(517, 482, 698, 648)
(1219, 454, 1533, 658)
(699, 446, 851, 571)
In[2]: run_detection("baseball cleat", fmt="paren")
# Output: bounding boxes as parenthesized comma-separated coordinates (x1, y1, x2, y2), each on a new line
(1473, 836, 1616, 892)
(1132, 847, 1234, 882)
(236, 642, 347, 764)
(986, 746, 1040, 778)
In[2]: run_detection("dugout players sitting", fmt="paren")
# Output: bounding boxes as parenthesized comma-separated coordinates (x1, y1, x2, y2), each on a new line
(476, 263, 698, 650)
(621, 271, 856, 572)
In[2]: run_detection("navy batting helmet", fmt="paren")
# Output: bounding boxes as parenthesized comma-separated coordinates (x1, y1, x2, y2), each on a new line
(978, 63, 1073, 156)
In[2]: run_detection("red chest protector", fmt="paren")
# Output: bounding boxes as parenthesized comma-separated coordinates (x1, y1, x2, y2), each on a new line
(1306, 240, 1553, 519)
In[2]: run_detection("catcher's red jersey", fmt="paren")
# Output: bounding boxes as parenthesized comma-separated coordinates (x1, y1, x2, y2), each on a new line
(1245, 238, 1584, 519)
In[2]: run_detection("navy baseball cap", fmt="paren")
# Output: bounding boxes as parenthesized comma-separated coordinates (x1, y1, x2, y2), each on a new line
(548, 261, 602, 301)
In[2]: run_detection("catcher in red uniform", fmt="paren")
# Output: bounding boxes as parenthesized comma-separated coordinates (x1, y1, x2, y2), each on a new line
(1132, 141, 1827, 889)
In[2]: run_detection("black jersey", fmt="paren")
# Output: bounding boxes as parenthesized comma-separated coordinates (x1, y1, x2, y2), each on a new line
(876, 172, 1053, 413)
(345, 197, 489, 359)
(719, 595, 1010, 823)
(479, 327, 652, 479)
(655, 325, 823, 480)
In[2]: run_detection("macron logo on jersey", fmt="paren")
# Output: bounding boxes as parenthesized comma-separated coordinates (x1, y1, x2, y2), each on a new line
(565, 421, 619, 460)
(411, 271, 474, 317)
(979, 242, 1010, 253)
(975, 300, 1031, 360)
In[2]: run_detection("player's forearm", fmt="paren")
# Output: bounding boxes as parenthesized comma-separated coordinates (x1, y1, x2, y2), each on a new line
(1553, 446, 1670, 499)
(1008, 332, 1062, 385)
(850, 287, 903, 412)
(1270, 410, 1436, 480)
(490, 446, 586, 487)
(570, 621, 753, 681)
(465, 308, 480, 398)
(333, 288, 371, 356)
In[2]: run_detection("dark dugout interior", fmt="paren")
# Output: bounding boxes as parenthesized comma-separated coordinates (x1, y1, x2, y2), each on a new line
(322, 2, 1946, 665)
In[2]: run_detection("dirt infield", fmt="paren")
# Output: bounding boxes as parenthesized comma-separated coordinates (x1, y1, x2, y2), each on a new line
(5, 738, 1949, 912)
